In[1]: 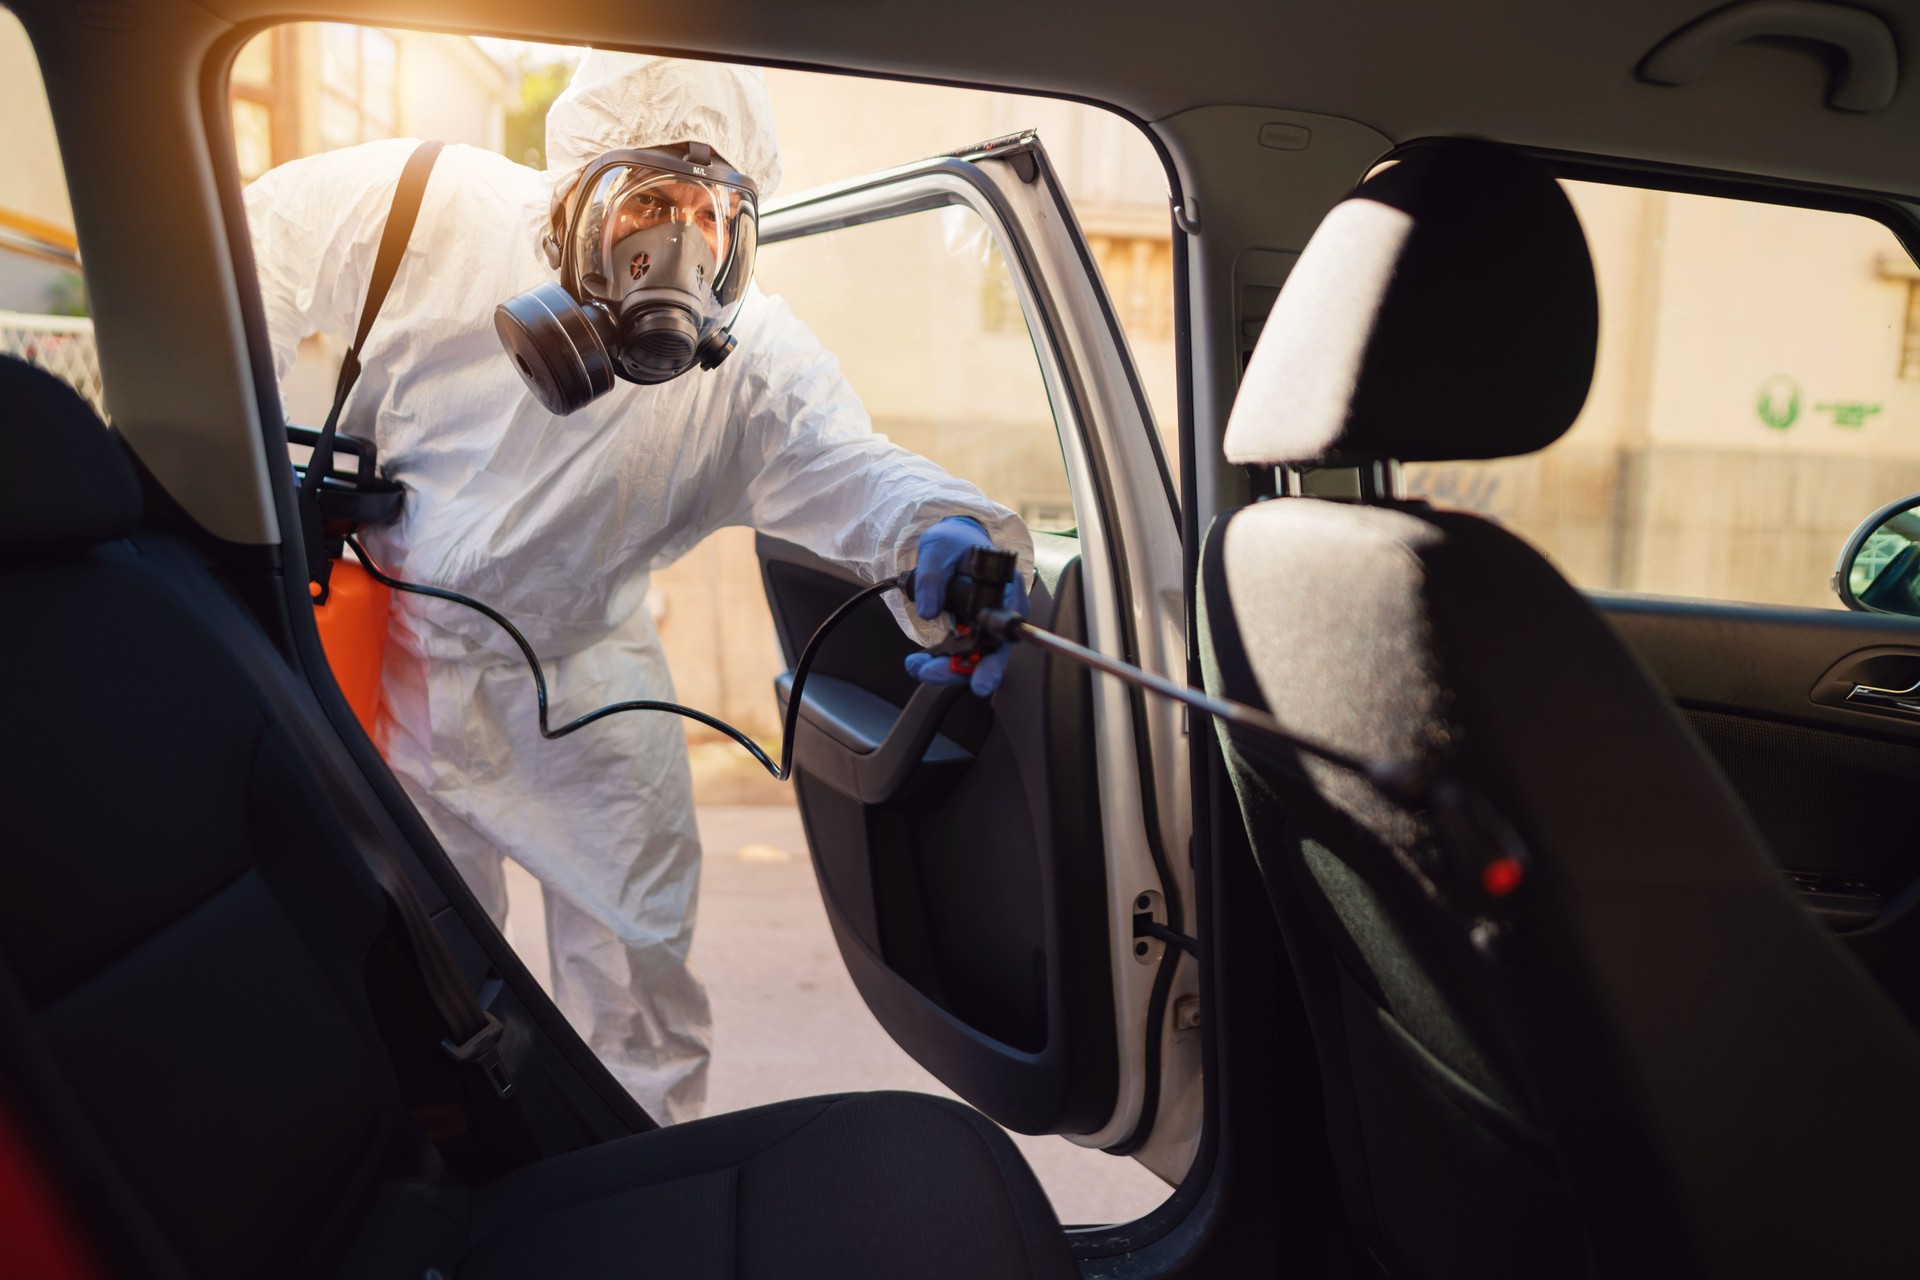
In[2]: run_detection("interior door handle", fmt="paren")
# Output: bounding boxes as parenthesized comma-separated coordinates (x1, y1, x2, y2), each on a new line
(774, 672, 973, 804)
(1846, 677, 1920, 717)
(1811, 647, 1920, 722)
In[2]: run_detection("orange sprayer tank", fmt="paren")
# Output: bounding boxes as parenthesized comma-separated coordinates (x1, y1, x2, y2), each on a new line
(311, 557, 391, 735)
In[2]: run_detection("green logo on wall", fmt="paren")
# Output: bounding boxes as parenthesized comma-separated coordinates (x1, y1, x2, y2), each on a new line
(1756, 376, 1802, 430)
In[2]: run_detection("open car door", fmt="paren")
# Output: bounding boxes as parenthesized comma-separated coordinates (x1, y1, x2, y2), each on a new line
(750, 135, 1197, 1174)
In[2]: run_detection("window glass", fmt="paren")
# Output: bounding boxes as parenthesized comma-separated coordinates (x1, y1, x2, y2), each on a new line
(754, 207, 1074, 533)
(1413, 182, 1920, 610)
(761, 69, 1178, 484)
(0, 8, 102, 415)
(315, 25, 399, 149)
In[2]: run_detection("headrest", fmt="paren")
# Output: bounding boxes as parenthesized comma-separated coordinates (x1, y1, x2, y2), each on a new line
(1224, 139, 1598, 466)
(0, 356, 139, 556)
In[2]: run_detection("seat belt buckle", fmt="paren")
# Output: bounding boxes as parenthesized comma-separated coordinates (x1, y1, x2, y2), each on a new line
(442, 1010, 515, 1100)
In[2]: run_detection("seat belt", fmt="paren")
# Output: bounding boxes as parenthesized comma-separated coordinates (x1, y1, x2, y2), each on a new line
(370, 842, 515, 1101)
(285, 141, 515, 1098)
(298, 139, 442, 605)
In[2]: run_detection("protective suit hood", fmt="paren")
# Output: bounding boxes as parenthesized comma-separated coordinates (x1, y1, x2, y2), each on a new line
(545, 51, 783, 201)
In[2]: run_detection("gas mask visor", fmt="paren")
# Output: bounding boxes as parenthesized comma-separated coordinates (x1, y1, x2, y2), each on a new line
(496, 145, 759, 414)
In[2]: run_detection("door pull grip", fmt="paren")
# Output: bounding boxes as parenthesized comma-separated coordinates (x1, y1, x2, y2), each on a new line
(1846, 677, 1920, 716)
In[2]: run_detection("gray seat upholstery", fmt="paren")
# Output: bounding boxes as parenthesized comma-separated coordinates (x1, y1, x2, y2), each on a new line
(0, 355, 1075, 1279)
(1199, 140, 1920, 1278)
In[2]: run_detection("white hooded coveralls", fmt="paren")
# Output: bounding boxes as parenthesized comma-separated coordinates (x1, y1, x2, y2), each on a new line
(245, 53, 1032, 1123)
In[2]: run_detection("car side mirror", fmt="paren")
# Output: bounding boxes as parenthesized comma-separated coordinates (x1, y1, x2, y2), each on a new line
(1835, 494, 1920, 617)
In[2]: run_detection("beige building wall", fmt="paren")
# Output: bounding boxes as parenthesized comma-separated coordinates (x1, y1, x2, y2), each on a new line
(0, 13, 102, 411)
(0, 12, 81, 314)
(253, 26, 510, 164)
(756, 211, 1072, 526)
(0, 14, 72, 235)
(1625, 191, 1920, 604)
(392, 31, 510, 154)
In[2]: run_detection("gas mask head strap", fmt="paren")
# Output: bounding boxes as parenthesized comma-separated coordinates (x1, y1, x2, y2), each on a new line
(541, 171, 579, 269)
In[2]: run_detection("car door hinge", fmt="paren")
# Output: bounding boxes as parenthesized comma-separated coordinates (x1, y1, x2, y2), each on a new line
(1132, 890, 1197, 959)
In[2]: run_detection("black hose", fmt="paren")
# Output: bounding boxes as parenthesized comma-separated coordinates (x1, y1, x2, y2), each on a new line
(344, 535, 899, 781)
(342, 540, 1460, 864)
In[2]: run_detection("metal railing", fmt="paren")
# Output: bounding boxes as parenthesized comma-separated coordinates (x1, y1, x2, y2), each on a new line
(0, 310, 105, 417)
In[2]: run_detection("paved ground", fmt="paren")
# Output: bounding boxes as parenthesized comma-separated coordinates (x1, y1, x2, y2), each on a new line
(501, 802, 1169, 1227)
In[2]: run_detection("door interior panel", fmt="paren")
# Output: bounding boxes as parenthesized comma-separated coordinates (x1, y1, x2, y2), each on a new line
(1685, 709, 1920, 914)
(1601, 596, 1920, 742)
(1601, 595, 1920, 1020)
(756, 531, 1117, 1136)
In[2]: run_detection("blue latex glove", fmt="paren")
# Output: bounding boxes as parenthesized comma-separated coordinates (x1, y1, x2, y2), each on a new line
(903, 516, 1029, 698)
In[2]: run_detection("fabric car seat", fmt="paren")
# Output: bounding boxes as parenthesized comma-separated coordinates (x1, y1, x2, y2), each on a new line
(0, 354, 1074, 1280)
(1197, 140, 1920, 1278)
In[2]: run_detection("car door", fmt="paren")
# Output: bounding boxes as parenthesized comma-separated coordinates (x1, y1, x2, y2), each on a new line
(1599, 593, 1920, 1017)
(747, 134, 1198, 1172)
(1576, 184, 1920, 1005)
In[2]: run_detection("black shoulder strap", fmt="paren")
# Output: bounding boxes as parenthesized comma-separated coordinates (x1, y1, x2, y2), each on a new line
(300, 140, 444, 601)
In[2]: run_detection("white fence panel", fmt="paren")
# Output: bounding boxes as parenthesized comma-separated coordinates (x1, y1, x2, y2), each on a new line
(0, 310, 105, 417)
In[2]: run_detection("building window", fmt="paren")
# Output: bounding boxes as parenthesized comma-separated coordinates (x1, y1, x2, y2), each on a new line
(318, 25, 398, 151)
(1876, 253, 1920, 381)
(231, 99, 276, 182)
(1087, 234, 1174, 343)
(229, 27, 294, 183)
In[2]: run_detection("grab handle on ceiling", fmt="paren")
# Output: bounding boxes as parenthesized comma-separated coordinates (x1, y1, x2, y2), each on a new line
(1638, 0, 1899, 112)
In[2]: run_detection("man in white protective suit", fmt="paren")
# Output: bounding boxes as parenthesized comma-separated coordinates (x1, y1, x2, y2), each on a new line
(245, 50, 1032, 1123)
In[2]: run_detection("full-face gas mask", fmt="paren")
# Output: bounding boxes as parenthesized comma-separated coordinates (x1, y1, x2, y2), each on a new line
(496, 142, 759, 414)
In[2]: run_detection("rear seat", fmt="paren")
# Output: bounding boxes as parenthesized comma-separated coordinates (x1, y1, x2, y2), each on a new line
(0, 355, 1075, 1279)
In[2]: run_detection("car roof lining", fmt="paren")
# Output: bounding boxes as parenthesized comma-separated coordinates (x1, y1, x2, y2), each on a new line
(196, 0, 1920, 199)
